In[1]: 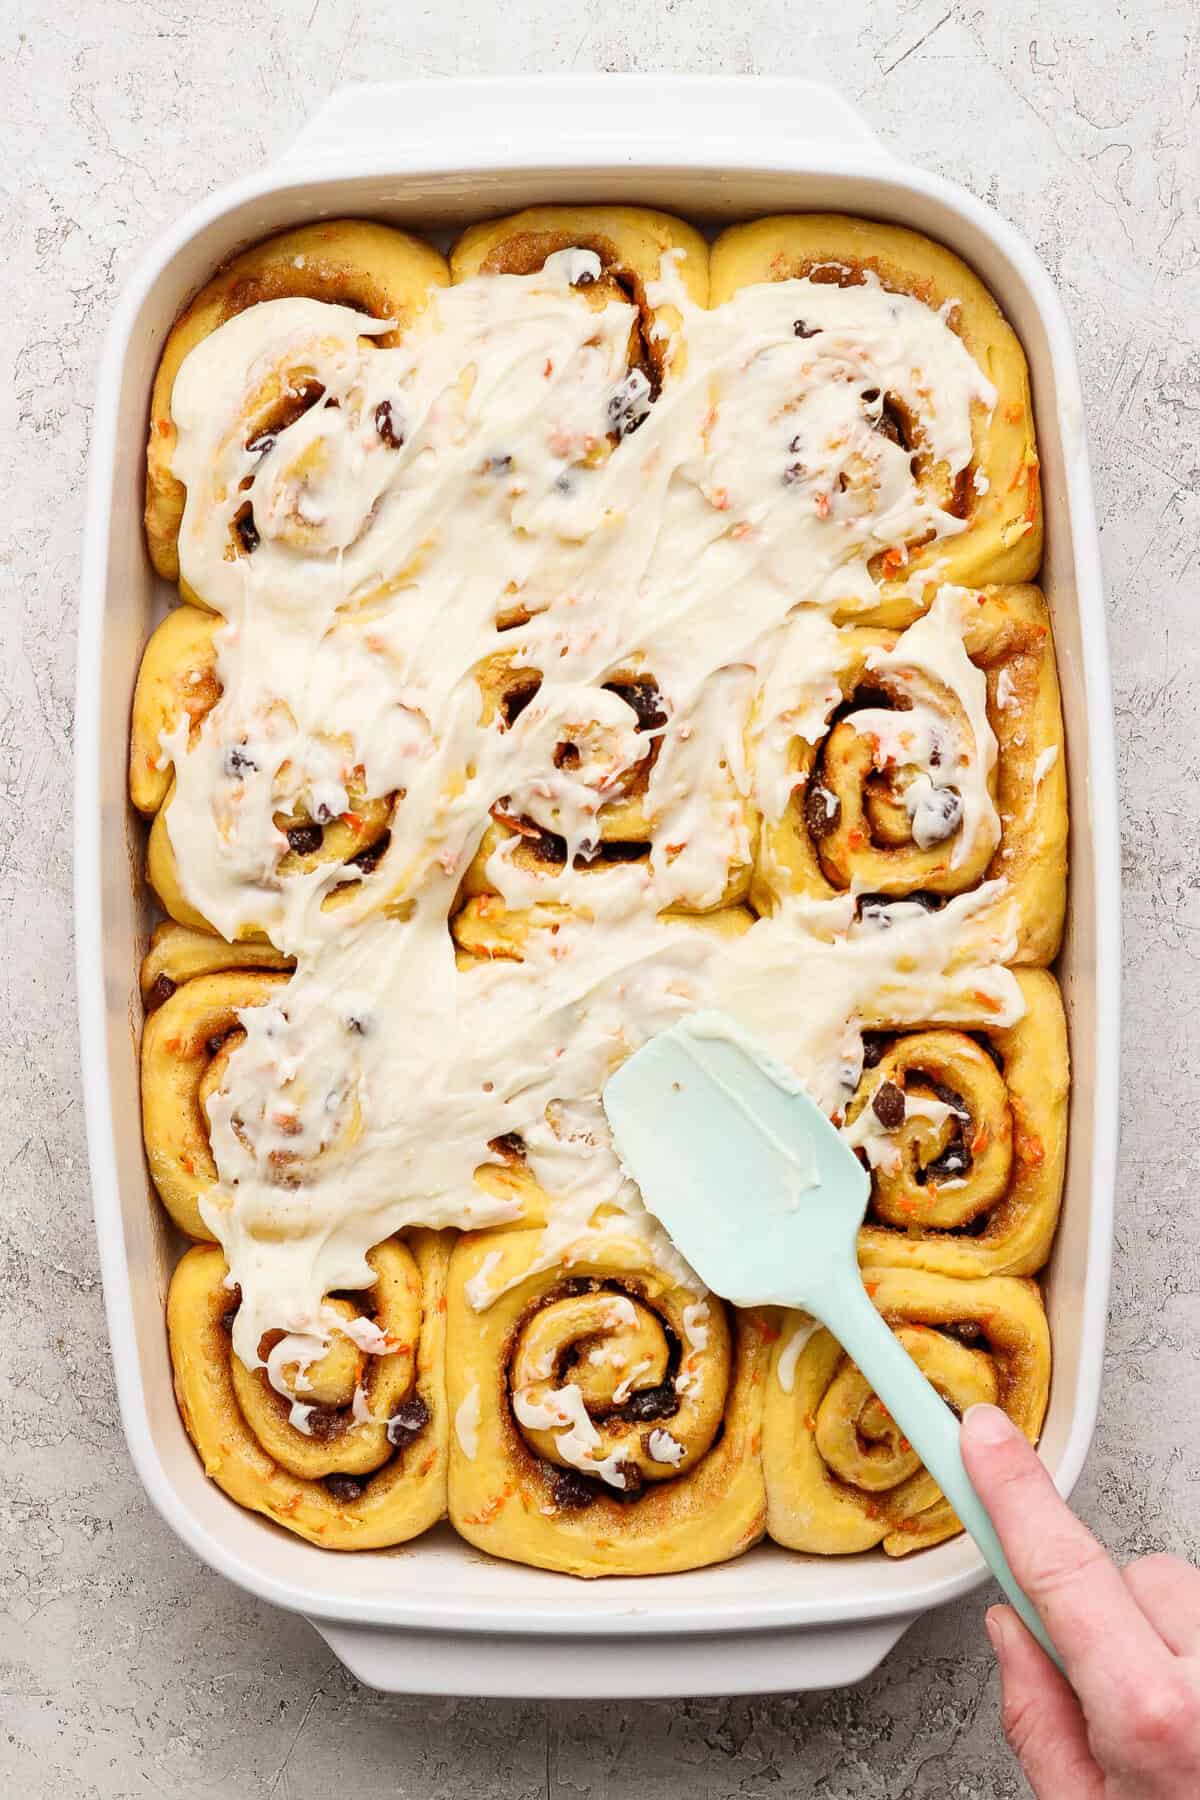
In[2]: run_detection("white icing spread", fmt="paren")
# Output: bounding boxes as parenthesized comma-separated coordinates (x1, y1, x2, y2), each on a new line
(1033, 745, 1059, 792)
(682, 1300, 711, 1352)
(611, 1358, 654, 1404)
(995, 666, 1017, 710)
(776, 1314, 822, 1393)
(264, 1331, 322, 1432)
(454, 1382, 481, 1460)
(158, 253, 1020, 1369)
(859, 586, 999, 871)
(512, 1380, 629, 1489)
(464, 1249, 504, 1311)
(646, 1428, 686, 1466)
(842, 1086, 963, 1176)
(555, 248, 604, 288)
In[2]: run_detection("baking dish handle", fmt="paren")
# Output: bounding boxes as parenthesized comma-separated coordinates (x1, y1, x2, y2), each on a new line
(275, 77, 892, 173)
(308, 1612, 917, 1696)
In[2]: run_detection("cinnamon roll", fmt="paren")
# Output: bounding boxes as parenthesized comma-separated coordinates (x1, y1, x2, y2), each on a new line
(459, 658, 756, 913)
(140, 921, 294, 1011)
(763, 1268, 1050, 1554)
(450, 205, 709, 404)
(446, 1228, 768, 1576)
(130, 605, 405, 940)
(129, 605, 221, 815)
(753, 584, 1067, 964)
(128, 208, 1071, 1576)
(710, 215, 1041, 622)
(140, 961, 293, 1239)
(849, 969, 1068, 1278)
(146, 773, 400, 940)
(168, 1233, 447, 1549)
(146, 220, 450, 599)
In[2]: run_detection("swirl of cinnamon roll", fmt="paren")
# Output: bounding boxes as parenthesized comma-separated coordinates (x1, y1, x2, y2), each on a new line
(146, 220, 450, 600)
(446, 1228, 768, 1576)
(754, 585, 1066, 964)
(140, 963, 294, 1238)
(130, 606, 404, 940)
(461, 658, 755, 913)
(146, 768, 399, 939)
(764, 1267, 1050, 1555)
(798, 654, 996, 900)
(139, 921, 295, 1012)
(710, 215, 1041, 624)
(168, 1233, 447, 1549)
(463, 660, 662, 882)
(450, 205, 709, 426)
(848, 969, 1068, 1277)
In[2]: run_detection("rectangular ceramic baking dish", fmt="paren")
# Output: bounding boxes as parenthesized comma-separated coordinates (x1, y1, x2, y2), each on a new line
(76, 75, 1120, 1698)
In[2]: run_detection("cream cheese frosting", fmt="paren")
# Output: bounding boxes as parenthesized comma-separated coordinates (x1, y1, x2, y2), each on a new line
(158, 250, 1020, 1382)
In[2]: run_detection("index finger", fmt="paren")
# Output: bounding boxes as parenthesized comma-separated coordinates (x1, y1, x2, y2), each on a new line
(961, 1405, 1171, 1713)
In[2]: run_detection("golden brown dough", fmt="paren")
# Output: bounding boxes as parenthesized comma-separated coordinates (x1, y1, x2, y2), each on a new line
(753, 585, 1068, 965)
(129, 606, 221, 815)
(763, 1268, 1050, 1554)
(168, 1234, 448, 1550)
(852, 969, 1068, 1278)
(446, 1226, 769, 1576)
(139, 920, 294, 1010)
(140, 965, 292, 1238)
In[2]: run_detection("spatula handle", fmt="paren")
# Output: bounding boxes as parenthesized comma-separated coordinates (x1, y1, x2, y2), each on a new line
(816, 1278, 1065, 1675)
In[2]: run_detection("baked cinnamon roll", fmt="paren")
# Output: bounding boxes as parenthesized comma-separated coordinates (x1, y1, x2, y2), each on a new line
(460, 657, 756, 914)
(140, 960, 293, 1239)
(446, 1228, 768, 1576)
(139, 920, 294, 1011)
(466, 657, 662, 873)
(450, 205, 709, 405)
(710, 215, 1041, 622)
(763, 1268, 1050, 1554)
(129, 605, 405, 941)
(753, 584, 1067, 964)
(168, 1233, 447, 1549)
(146, 220, 450, 600)
(129, 606, 221, 813)
(848, 969, 1068, 1277)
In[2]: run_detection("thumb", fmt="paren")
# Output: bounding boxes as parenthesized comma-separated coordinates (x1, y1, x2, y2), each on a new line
(987, 1606, 1102, 1799)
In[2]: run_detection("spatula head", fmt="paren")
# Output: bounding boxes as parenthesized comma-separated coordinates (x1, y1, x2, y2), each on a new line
(602, 1011, 870, 1309)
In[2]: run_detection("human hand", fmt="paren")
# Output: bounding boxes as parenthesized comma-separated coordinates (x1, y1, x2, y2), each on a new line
(961, 1403, 1200, 1798)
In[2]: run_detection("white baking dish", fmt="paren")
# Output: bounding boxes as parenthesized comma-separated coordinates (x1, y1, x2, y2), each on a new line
(75, 75, 1120, 1698)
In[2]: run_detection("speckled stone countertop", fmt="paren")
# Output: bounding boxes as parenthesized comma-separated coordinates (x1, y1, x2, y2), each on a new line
(3, 2, 1197, 1792)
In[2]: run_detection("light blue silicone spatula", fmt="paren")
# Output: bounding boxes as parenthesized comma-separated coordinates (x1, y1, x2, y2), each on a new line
(602, 1009, 1062, 1671)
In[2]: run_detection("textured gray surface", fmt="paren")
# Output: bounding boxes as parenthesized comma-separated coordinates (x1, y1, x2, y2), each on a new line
(3, 2, 1197, 1793)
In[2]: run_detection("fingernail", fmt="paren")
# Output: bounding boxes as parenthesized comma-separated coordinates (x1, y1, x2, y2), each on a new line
(963, 1403, 1017, 1446)
(985, 1606, 1011, 1654)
